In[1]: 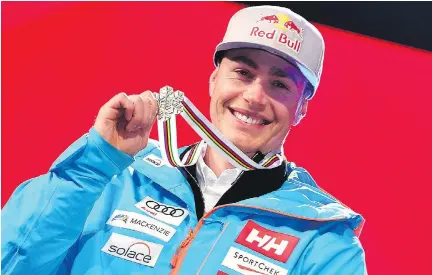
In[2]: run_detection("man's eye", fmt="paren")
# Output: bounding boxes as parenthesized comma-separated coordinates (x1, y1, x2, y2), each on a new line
(235, 69, 253, 78)
(272, 81, 289, 90)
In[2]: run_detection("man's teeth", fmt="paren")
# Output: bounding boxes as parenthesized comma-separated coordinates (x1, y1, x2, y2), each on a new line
(233, 111, 264, 125)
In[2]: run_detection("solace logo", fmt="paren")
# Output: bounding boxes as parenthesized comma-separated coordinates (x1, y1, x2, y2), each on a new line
(235, 221, 299, 263)
(102, 233, 163, 267)
(108, 241, 152, 263)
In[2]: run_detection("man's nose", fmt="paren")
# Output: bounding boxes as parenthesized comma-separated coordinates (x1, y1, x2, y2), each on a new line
(242, 82, 268, 109)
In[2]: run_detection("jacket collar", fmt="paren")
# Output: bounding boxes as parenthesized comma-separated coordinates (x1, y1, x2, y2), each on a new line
(133, 142, 363, 232)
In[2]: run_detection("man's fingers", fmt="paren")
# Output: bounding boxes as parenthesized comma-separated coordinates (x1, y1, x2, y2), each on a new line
(126, 95, 145, 132)
(94, 90, 159, 155)
(98, 91, 158, 133)
(104, 92, 134, 121)
(140, 90, 159, 124)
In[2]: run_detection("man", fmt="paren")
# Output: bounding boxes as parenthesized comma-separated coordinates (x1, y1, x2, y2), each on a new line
(2, 5, 366, 275)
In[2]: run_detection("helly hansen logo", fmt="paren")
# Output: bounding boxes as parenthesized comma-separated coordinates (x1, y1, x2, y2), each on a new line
(235, 221, 299, 263)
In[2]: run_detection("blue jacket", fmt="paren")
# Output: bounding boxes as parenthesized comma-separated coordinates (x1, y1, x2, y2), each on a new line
(2, 128, 367, 275)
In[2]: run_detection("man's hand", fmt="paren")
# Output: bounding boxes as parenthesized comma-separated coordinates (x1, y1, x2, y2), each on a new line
(94, 91, 158, 156)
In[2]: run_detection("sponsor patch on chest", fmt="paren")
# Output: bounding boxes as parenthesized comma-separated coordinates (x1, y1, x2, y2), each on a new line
(135, 196, 189, 226)
(143, 154, 164, 167)
(222, 247, 288, 275)
(107, 210, 176, 242)
(235, 220, 299, 263)
(101, 233, 163, 267)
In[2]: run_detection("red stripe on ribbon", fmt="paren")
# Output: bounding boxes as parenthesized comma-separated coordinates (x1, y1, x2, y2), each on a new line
(184, 143, 197, 165)
(183, 103, 254, 169)
(264, 157, 279, 167)
(163, 121, 177, 167)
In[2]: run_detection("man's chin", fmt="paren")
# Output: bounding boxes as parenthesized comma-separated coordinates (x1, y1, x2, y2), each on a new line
(228, 137, 261, 157)
(217, 127, 265, 156)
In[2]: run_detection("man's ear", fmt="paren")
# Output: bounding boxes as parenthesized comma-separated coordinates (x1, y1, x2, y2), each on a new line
(300, 100, 308, 116)
(293, 100, 308, 126)
(209, 68, 219, 97)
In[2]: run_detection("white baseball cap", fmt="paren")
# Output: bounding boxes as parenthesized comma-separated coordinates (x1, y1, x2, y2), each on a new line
(214, 5, 325, 99)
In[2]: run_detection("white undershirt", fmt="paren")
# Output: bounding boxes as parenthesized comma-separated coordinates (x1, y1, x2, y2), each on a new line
(195, 144, 243, 214)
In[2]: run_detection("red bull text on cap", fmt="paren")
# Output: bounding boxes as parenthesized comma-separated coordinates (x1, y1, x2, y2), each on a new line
(214, 6, 325, 99)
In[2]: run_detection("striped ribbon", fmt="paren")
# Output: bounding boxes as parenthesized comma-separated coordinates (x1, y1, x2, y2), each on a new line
(154, 86, 284, 171)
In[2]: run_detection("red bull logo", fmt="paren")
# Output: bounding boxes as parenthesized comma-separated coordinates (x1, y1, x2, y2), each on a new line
(284, 20, 302, 36)
(256, 15, 279, 24)
(252, 13, 304, 54)
(256, 14, 304, 38)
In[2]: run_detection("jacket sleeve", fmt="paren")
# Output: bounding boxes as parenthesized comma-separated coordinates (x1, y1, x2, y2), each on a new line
(1, 127, 134, 275)
(300, 223, 367, 275)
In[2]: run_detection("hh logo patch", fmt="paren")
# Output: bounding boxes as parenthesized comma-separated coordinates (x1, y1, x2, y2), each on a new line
(102, 233, 163, 267)
(143, 154, 164, 167)
(107, 210, 176, 242)
(135, 196, 188, 226)
(222, 247, 288, 275)
(235, 220, 299, 263)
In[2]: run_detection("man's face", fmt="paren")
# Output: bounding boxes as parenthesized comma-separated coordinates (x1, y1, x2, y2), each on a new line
(209, 48, 308, 156)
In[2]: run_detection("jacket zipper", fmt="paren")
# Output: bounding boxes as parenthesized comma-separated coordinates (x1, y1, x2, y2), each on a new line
(195, 221, 230, 275)
(170, 229, 194, 268)
(169, 203, 346, 275)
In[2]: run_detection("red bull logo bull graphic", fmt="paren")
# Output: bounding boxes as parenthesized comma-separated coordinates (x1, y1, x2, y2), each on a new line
(252, 13, 304, 54)
(257, 15, 279, 24)
(283, 20, 302, 36)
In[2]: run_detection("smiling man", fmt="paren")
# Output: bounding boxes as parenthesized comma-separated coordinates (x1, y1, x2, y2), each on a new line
(2, 5, 367, 275)
(206, 49, 308, 173)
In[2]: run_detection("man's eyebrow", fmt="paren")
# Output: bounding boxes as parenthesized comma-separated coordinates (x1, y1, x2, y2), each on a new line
(228, 55, 258, 70)
(228, 55, 304, 86)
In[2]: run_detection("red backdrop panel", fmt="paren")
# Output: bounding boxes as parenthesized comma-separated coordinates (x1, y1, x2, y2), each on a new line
(2, 2, 431, 274)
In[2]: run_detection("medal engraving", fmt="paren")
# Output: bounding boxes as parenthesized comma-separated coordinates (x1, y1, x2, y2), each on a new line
(154, 86, 184, 121)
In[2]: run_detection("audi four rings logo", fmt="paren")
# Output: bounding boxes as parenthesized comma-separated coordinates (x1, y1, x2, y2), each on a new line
(144, 201, 185, 217)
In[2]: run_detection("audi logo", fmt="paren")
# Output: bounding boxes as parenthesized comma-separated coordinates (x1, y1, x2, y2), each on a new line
(145, 201, 185, 217)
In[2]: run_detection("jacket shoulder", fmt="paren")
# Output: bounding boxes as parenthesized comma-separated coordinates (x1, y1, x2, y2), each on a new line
(134, 139, 190, 160)
(297, 222, 367, 275)
(286, 162, 319, 188)
(285, 162, 365, 237)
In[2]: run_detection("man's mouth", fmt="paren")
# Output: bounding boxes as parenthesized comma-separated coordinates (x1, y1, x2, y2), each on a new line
(228, 107, 271, 125)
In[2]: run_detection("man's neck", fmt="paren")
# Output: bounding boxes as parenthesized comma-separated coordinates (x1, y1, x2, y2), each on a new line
(203, 146, 237, 177)
(202, 144, 282, 177)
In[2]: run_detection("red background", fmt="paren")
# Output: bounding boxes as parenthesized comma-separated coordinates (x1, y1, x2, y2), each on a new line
(2, 2, 431, 274)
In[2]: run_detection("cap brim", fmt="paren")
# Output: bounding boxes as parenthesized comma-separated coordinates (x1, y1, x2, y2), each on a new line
(214, 42, 318, 98)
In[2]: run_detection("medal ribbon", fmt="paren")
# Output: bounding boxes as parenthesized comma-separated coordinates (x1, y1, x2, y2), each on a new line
(153, 86, 283, 170)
